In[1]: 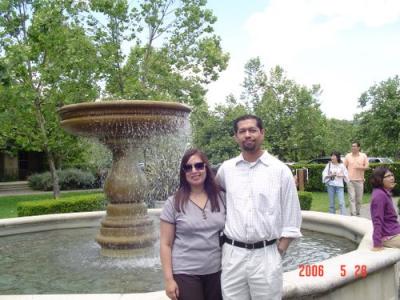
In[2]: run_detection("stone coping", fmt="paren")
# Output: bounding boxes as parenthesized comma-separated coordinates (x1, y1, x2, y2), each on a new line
(1, 210, 400, 299)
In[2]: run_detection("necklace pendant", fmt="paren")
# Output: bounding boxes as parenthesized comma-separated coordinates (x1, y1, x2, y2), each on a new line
(202, 210, 207, 220)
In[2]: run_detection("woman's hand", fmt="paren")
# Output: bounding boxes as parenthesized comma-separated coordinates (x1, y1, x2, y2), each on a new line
(165, 278, 179, 300)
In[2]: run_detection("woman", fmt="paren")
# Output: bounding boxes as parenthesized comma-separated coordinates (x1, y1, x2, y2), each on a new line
(160, 148, 225, 300)
(370, 167, 400, 250)
(322, 151, 349, 215)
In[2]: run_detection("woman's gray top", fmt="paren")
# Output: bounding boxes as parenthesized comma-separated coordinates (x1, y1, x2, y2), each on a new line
(160, 195, 226, 275)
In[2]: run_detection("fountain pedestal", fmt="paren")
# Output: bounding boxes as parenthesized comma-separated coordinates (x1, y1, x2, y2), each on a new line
(58, 100, 190, 256)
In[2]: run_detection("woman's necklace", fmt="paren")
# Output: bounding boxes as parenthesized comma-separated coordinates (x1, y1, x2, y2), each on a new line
(190, 192, 208, 220)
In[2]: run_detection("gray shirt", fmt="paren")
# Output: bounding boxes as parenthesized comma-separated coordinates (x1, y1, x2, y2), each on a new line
(160, 195, 226, 275)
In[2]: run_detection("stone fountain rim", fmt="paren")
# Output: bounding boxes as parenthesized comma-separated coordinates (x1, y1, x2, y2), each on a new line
(58, 100, 192, 116)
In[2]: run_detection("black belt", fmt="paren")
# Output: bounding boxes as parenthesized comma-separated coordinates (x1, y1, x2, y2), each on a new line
(223, 235, 276, 249)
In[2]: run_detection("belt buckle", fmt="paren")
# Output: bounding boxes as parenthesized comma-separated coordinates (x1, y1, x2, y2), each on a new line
(245, 243, 254, 249)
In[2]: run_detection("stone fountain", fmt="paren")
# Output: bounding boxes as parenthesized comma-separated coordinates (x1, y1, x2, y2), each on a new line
(58, 100, 191, 256)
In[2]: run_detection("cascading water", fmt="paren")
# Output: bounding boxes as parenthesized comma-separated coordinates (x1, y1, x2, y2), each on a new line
(58, 100, 191, 256)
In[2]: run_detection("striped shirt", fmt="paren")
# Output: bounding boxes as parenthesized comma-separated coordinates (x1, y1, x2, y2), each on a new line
(216, 151, 302, 243)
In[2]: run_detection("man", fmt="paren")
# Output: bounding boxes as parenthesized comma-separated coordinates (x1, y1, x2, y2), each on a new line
(344, 142, 369, 216)
(216, 115, 302, 300)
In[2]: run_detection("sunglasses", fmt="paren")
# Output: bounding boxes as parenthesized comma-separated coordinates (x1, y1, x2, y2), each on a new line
(183, 162, 206, 173)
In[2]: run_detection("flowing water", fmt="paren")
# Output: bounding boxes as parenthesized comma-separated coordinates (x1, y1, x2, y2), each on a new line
(0, 221, 356, 294)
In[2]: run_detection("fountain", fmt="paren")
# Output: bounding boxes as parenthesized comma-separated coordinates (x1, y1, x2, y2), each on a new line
(58, 100, 191, 256)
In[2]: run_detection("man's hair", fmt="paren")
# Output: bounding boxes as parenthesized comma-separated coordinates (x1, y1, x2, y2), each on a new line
(352, 141, 361, 148)
(233, 115, 263, 133)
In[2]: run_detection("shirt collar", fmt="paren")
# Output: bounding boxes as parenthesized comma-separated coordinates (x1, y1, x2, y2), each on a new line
(234, 151, 270, 167)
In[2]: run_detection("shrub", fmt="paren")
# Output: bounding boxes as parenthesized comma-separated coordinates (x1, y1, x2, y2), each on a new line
(17, 193, 106, 217)
(290, 162, 400, 196)
(28, 168, 98, 191)
(298, 191, 312, 210)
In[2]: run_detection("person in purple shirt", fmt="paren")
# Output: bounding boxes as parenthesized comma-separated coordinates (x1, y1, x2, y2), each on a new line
(370, 166, 400, 251)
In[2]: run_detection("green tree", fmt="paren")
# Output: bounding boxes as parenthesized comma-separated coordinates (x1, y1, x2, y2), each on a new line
(0, 0, 99, 197)
(192, 95, 248, 164)
(323, 118, 355, 156)
(88, 0, 229, 107)
(355, 75, 400, 158)
(244, 62, 326, 161)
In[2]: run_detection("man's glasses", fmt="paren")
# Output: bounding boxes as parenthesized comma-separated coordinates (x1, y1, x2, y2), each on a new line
(183, 162, 205, 173)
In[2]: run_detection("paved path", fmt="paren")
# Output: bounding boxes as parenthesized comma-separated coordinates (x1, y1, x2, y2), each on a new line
(355, 197, 398, 220)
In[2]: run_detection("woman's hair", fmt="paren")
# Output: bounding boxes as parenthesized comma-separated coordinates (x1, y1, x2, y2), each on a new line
(174, 148, 223, 213)
(330, 151, 342, 163)
(370, 166, 391, 188)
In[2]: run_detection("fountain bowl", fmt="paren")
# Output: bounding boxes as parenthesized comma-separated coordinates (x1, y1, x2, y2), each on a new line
(58, 100, 191, 139)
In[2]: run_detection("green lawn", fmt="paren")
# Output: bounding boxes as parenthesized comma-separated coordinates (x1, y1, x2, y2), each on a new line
(0, 191, 103, 219)
(310, 191, 371, 212)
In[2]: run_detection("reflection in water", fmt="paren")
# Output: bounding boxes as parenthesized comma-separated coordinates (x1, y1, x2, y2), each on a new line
(0, 226, 356, 294)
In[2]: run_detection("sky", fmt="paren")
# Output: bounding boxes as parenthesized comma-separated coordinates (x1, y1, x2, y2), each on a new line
(205, 0, 400, 120)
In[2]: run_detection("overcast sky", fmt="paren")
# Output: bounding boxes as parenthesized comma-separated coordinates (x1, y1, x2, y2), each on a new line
(205, 0, 400, 120)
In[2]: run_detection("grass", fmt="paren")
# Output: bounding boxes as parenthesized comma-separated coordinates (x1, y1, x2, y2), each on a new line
(0, 191, 103, 219)
(310, 191, 371, 212)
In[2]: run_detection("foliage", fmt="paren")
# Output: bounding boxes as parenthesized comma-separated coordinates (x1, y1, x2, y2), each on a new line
(292, 162, 400, 195)
(322, 119, 355, 157)
(28, 168, 97, 191)
(355, 76, 400, 159)
(0, 191, 102, 219)
(87, 0, 229, 106)
(17, 193, 106, 217)
(250, 62, 326, 161)
(298, 191, 312, 210)
(0, 0, 229, 198)
(192, 98, 248, 164)
(0, 0, 100, 197)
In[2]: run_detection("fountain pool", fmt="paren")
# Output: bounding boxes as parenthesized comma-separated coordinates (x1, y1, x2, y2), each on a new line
(0, 215, 356, 294)
(1, 211, 400, 299)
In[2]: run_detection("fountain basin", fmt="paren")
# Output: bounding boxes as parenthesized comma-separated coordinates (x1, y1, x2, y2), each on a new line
(58, 100, 191, 256)
(58, 100, 191, 139)
(1, 210, 400, 299)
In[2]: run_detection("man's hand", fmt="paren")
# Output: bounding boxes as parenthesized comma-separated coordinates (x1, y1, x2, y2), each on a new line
(277, 237, 293, 257)
(165, 278, 179, 300)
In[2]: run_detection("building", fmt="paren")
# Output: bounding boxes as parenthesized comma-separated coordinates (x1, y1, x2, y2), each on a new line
(0, 151, 46, 181)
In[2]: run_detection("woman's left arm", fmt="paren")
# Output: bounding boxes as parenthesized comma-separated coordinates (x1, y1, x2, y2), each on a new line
(370, 194, 385, 249)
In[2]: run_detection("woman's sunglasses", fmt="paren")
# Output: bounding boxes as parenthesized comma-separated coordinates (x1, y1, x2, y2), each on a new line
(183, 162, 206, 173)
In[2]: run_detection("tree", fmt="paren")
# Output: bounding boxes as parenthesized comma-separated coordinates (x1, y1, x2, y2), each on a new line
(192, 95, 248, 164)
(0, 0, 99, 197)
(244, 63, 326, 161)
(355, 75, 400, 158)
(0, 0, 229, 198)
(323, 118, 355, 156)
(87, 0, 229, 107)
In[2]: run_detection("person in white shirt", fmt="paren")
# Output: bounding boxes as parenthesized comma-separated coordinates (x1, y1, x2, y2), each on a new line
(216, 114, 302, 300)
(322, 151, 349, 215)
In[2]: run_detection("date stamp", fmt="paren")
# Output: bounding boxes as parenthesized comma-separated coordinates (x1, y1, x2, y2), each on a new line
(298, 264, 368, 278)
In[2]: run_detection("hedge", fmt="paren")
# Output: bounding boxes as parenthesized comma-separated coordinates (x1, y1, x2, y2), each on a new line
(291, 162, 400, 196)
(28, 168, 98, 191)
(298, 191, 312, 210)
(17, 193, 106, 217)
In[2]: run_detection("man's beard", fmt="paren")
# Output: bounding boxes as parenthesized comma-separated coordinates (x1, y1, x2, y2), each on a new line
(242, 140, 257, 152)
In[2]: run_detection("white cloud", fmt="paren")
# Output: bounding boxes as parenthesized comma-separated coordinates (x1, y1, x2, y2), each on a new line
(205, 0, 400, 120)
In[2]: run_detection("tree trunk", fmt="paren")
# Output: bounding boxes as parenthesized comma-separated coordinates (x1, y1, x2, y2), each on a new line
(46, 150, 60, 199)
(33, 99, 60, 199)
